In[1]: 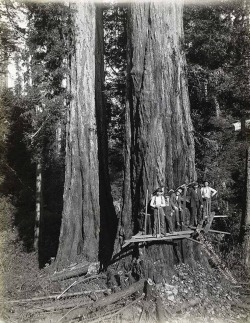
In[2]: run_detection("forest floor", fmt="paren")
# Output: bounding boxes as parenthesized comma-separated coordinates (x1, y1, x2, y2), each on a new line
(0, 223, 250, 323)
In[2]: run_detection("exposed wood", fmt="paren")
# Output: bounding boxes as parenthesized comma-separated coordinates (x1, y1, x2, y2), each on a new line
(1, 289, 110, 304)
(51, 263, 89, 281)
(64, 279, 146, 321)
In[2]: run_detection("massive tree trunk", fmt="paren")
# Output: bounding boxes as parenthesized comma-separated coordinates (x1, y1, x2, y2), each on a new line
(56, 4, 116, 270)
(118, 1, 197, 279)
(55, 3, 100, 269)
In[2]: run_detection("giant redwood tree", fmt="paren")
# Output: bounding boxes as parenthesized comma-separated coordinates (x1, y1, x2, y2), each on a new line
(56, 3, 116, 270)
(118, 1, 198, 278)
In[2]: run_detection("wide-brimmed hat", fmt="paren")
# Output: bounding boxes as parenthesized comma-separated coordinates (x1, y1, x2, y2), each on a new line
(153, 187, 164, 195)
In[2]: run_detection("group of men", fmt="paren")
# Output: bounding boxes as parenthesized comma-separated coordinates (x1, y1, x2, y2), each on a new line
(149, 181, 217, 236)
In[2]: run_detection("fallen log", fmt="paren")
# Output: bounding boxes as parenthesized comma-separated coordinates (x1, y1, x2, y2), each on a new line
(51, 263, 90, 281)
(26, 300, 93, 314)
(64, 279, 146, 321)
(175, 298, 200, 313)
(1, 289, 110, 304)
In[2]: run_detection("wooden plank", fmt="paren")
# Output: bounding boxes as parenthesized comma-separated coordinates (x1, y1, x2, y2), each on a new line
(208, 229, 231, 235)
(213, 215, 228, 218)
(132, 230, 193, 239)
(185, 237, 203, 244)
(123, 234, 190, 245)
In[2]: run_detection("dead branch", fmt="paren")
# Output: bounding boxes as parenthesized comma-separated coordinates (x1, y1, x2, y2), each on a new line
(57, 274, 104, 299)
(63, 279, 146, 321)
(51, 263, 89, 281)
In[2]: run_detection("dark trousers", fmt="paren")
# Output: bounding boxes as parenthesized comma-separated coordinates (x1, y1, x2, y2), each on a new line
(203, 197, 211, 220)
(164, 206, 174, 233)
(190, 203, 202, 226)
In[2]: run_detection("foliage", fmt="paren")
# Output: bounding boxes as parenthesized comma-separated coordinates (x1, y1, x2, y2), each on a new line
(103, 5, 127, 198)
(21, 2, 71, 165)
(184, 1, 250, 218)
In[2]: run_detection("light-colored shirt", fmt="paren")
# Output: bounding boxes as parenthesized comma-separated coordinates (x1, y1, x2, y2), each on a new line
(201, 186, 217, 199)
(150, 195, 166, 208)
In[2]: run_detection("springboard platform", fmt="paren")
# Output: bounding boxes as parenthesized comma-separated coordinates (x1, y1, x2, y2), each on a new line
(122, 214, 230, 249)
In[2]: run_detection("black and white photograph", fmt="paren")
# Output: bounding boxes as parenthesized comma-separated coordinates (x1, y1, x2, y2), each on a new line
(0, 0, 250, 322)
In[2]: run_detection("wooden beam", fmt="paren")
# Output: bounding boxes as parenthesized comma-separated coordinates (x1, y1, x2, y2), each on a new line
(185, 237, 203, 244)
(123, 234, 191, 246)
(208, 229, 231, 235)
(213, 215, 228, 218)
(132, 230, 193, 239)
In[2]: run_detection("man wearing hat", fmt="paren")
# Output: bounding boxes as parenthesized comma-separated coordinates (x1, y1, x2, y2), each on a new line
(150, 187, 168, 236)
(201, 181, 217, 221)
(170, 189, 181, 230)
(189, 182, 203, 226)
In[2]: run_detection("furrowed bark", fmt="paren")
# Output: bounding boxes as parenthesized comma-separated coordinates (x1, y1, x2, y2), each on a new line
(118, 1, 196, 279)
(55, 3, 100, 269)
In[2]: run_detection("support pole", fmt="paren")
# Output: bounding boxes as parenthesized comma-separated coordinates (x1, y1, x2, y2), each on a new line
(144, 189, 149, 235)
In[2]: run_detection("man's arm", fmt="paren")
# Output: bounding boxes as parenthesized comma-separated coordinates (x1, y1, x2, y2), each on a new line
(210, 187, 217, 197)
(150, 196, 155, 208)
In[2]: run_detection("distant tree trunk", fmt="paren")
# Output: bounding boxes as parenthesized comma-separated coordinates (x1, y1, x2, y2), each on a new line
(117, 1, 197, 279)
(34, 160, 42, 250)
(239, 0, 250, 269)
(242, 144, 250, 267)
(55, 3, 100, 270)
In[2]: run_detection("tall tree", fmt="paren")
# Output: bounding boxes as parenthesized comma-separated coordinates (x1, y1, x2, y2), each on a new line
(117, 1, 197, 278)
(240, 0, 250, 268)
(56, 3, 116, 270)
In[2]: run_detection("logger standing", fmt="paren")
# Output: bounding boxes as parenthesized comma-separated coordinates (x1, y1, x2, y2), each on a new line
(201, 181, 217, 221)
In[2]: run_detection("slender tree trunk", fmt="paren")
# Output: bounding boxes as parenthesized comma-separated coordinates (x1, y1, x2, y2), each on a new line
(243, 144, 250, 267)
(55, 3, 100, 270)
(34, 160, 42, 251)
(117, 1, 196, 280)
(239, 0, 250, 269)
